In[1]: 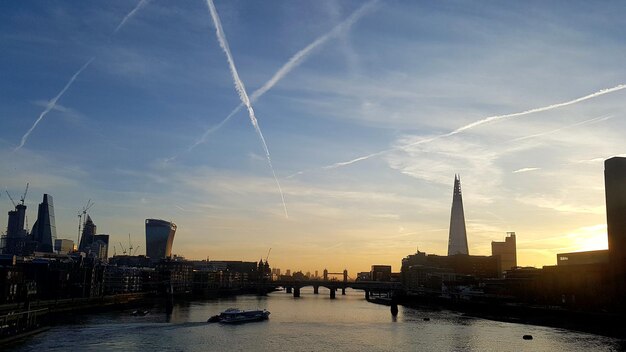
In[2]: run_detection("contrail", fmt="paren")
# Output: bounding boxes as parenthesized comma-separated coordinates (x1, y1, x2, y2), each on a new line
(511, 114, 613, 142)
(206, 0, 288, 218)
(178, 0, 379, 157)
(15, 2, 151, 151)
(114, 0, 150, 34)
(320, 84, 626, 170)
(15, 57, 95, 151)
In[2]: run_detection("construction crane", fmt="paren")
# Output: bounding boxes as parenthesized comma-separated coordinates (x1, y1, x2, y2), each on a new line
(118, 242, 127, 255)
(5, 190, 16, 207)
(19, 183, 28, 205)
(127, 234, 135, 256)
(265, 248, 272, 262)
(77, 199, 94, 247)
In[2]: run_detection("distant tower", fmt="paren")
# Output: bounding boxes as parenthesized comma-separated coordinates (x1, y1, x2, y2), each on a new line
(447, 175, 469, 255)
(30, 194, 57, 253)
(78, 215, 97, 252)
(4, 203, 28, 255)
(145, 219, 176, 261)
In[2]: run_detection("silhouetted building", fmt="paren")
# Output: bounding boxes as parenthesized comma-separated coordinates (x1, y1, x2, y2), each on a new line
(92, 234, 109, 260)
(606, 157, 626, 293)
(370, 265, 392, 281)
(448, 175, 469, 255)
(78, 215, 96, 253)
(54, 239, 74, 254)
(557, 249, 608, 266)
(492, 232, 517, 275)
(30, 194, 57, 253)
(4, 203, 28, 255)
(145, 219, 176, 261)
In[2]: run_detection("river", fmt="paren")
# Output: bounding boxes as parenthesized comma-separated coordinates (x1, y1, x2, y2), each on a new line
(7, 288, 624, 351)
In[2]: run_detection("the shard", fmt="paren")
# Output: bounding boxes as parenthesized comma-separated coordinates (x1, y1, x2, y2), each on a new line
(447, 174, 469, 255)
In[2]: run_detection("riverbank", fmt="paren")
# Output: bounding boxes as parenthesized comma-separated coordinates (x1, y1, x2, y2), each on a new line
(392, 294, 626, 338)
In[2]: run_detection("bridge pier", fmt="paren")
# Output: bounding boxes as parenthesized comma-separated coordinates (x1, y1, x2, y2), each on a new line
(330, 288, 336, 299)
(293, 287, 301, 298)
(286, 286, 292, 294)
(365, 290, 369, 300)
(313, 285, 319, 294)
(341, 287, 346, 295)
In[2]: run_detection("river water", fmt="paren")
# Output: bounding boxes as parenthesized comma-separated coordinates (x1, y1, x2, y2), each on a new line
(8, 288, 624, 351)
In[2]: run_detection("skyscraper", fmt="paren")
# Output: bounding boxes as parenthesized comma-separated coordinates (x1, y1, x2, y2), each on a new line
(145, 219, 176, 261)
(605, 157, 626, 284)
(447, 175, 469, 255)
(30, 194, 57, 253)
(78, 215, 97, 253)
(4, 203, 27, 255)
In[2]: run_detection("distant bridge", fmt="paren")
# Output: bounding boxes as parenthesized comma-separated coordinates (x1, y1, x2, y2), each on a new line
(266, 279, 402, 299)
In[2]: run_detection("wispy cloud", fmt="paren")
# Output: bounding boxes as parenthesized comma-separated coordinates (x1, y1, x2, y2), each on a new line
(206, 0, 288, 218)
(513, 167, 540, 173)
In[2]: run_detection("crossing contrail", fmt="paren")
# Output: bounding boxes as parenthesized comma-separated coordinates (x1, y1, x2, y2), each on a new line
(179, 0, 379, 157)
(14, 1, 151, 151)
(114, 0, 150, 33)
(319, 84, 626, 170)
(206, 0, 288, 218)
(511, 114, 613, 142)
(15, 57, 95, 151)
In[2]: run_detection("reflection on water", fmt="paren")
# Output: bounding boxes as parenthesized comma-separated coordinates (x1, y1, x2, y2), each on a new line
(8, 288, 624, 352)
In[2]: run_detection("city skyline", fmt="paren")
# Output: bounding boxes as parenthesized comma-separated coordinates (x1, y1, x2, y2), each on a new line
(1, 1, 626, 273)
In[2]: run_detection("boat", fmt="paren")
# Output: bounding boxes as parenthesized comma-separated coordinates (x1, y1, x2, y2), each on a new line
(207, 308, 270, 324)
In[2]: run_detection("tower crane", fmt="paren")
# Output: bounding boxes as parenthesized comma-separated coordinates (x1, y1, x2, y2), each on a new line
(5, 190, 16, 207)
(77, 199, 94, 247)
(265, 247, 272, 262)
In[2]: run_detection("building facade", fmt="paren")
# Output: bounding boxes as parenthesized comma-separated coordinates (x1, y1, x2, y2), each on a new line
(492, 232, 517, 275)
(145, 219, 176, 261)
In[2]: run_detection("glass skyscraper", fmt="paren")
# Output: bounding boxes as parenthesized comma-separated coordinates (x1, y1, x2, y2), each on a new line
(145, 219, 176, 261)
(30, 194, 57, 253)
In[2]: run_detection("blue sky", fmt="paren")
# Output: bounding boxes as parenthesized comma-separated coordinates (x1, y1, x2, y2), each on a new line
(1, 0, 625, 272)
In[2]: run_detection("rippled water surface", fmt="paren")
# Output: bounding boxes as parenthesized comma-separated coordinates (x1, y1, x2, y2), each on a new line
(8, 288, 625, 351)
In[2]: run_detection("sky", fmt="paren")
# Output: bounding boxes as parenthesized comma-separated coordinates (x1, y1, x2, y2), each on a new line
(1, 0, 625, 274)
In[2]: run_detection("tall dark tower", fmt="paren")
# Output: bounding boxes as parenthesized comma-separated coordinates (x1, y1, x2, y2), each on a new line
(605, 157, 626, 295)
(4, 204, 28, 255)
(30, 194, 57, 253)
(78, 215, 97, 252)
(447, 175, 469, 255)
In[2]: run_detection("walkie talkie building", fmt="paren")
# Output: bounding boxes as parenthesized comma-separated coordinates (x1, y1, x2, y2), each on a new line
(145, 219, 176, 261)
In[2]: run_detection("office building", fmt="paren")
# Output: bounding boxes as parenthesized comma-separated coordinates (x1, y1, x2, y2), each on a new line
(557, 249, 608, 266)
(4, 203, 27, 255)
(145, 219, 176, 261)
(492, 232, 517, 275)
(448, 175, 469, 255)
(30, 194, 57, 253)
(78, 215, 97, 253)
(54, 239, 74, 254)
(92, 234, 109, 260)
